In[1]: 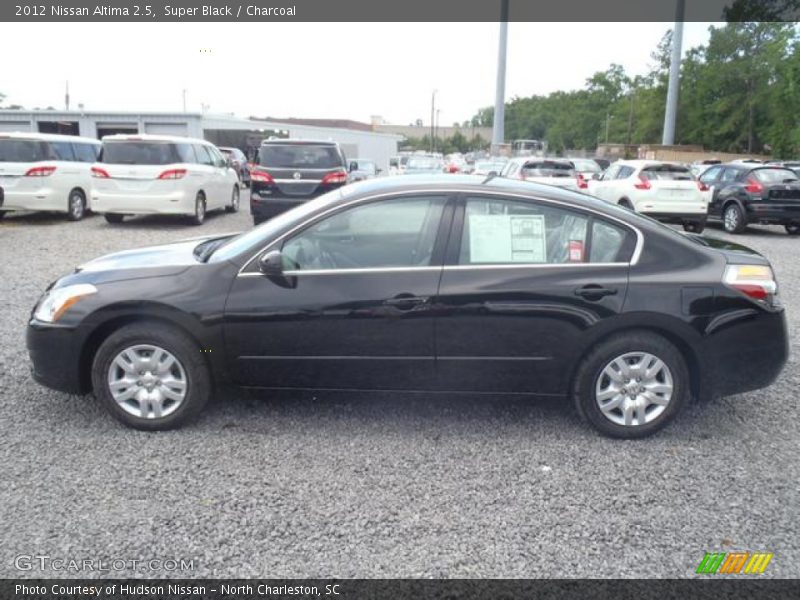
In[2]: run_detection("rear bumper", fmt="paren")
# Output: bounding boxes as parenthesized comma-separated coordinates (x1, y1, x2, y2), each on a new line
(250, 195, 309, 220)
(0, 188, 67, 212)
(745, 202, 800, 225)
(701, 308, 788, 400)
(26, 320, 86, 394)
(91, 190, 192, 215)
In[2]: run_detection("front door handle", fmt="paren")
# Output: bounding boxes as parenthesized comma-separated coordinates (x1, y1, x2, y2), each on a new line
(384, 294, 430, 310)
(574, 285, 617, 300)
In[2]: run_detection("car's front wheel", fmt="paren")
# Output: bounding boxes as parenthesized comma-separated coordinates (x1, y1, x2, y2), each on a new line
(226, 185, 240, 213)
(190, 193, 206, 225)
(573, 331, 689, 439)
(785, 223, 800, 235)
(723, 203, 746, 234)
(91, 323, 211, 430)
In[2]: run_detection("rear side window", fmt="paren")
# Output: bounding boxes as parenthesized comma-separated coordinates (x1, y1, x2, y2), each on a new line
(590, 220, 633, 263)
(50, 141, 75, 161)
(752, 168, 799, 183)
(100, 142, 182, 165)
(699, 166, 722, 183)
(175, 143, 196, 164)
(193, 145, 215, 166)
(73, 143, 100, 163)
(259, 144, 343, 169)
(0, 139, 49, 162)
(616, 166, 635, 179)
(640, 165, 693, 180)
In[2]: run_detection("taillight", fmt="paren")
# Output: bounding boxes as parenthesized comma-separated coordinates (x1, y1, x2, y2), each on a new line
(250, 168, 274, 183)
(157, 168, 187, 180)
(745, 177, 764, 194)
(25, 166, 56, 177)
(723, 264, 778, 303)
(91, 167, 110, 178)
(633, 175, 651, 190)
(321, 170, 348, 185)
(577, 174, 588, 189)
(697, 180, 709, 192)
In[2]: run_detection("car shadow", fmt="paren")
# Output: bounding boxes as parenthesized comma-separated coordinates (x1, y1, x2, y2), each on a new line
(0, 211, 93, 225)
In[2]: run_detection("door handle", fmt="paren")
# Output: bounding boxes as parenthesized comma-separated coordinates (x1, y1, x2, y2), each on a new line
(384, 294, 430, 310)
(574, 285, 617, 300)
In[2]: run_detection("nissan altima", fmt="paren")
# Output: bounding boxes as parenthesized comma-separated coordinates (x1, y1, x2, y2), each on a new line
(27, 176, 788, 438)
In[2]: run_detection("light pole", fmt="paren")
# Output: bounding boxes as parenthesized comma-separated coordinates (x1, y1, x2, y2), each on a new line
(430, 89, 437, 154)
(492, 0, 509, 154)
(662, 0, 685, 145)
(435, 108, 441, 153)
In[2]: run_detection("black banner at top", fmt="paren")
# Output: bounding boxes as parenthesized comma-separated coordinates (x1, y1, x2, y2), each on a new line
(2, 0, 800, 22)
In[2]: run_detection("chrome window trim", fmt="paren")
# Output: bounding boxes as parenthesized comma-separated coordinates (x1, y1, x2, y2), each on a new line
(237, 188, 644, 276)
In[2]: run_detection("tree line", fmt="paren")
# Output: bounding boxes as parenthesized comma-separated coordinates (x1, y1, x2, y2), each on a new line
(470, 23, 800, 158)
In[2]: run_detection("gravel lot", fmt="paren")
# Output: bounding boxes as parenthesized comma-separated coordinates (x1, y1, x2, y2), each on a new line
(0, 202, 798, 579)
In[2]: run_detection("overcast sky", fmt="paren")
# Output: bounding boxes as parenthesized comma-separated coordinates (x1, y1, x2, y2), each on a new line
(1, 22, 716, 126)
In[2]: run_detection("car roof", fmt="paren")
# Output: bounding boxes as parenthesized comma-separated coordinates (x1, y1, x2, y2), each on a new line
(102, 133, 211, 144)
(260, 138, 339, 146)
(0, 131, 100, 144)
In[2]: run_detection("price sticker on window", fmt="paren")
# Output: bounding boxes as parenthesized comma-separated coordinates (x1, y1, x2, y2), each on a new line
(568, 240, 584, 262)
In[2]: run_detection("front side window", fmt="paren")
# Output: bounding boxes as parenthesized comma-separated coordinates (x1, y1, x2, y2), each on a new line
(458, 197, 632, 265)
(616, 166, 635, 179)
(602, 164, 621, 180)
(282, 195, 447, 271)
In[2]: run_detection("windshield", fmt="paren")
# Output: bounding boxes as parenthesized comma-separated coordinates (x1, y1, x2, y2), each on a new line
(209, 189, 344, 263)
(100, 142, 184, 165)
(259, 144, 342, 169)
(753, 168, 799, 183)
(522, 161, 575, 178)
(0, 139, 50, 162)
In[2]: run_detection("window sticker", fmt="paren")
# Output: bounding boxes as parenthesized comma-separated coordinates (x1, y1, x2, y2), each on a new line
(469, 214, 547, 263)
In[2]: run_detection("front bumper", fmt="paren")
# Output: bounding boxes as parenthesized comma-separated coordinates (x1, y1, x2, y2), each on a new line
(26, 320, 86, 394)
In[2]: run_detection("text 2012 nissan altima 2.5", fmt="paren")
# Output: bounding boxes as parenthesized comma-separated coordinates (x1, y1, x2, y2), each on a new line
(26, 176, 788, 438)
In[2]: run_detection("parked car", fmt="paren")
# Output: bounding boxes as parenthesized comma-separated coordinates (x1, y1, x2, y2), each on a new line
(0, 132, 100, 221)
(568, 158, 604, 183)
(472, 159, 508, 176)
(26, 176, 788, 438)
(403, 157, 445, 175)
(250, 139, 348, 225)
(688, 159, 722, 179)
(348, 158, 380, 182)
(388, 155, 410, 176)
(91, 134, 240, 226)
(587, 160, 708, 232)
(218, 146, 251, 187)
(500, 157, 584, 192)
(698, 163, 800, 234)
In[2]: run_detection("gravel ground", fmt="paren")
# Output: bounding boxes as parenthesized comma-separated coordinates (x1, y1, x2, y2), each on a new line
(0, 204, 798, 579)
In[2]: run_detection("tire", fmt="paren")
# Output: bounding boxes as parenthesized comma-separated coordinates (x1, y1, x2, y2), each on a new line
(723, 203, 746, 234)
(253, 216, 265, 226)
(573, 331, 689, 439)
(67, 189, 86, 221)
(683, 221, 705, 233)
(104, 213, 125, 224)
(91, 323, 211, 430)
(225, 185, 240, 213)
(190, 193, 206, 226)
(618, 198, 634, 211)
(785, 224, 800, 236)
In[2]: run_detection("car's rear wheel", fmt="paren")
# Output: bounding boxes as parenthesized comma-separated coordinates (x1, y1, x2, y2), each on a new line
(785, 224, 800, 235)
(723, 203, 746, 234)
(190, 193, 206, 225)
(91, 323, 211, 430)
(104, 213, 124, 224)
(67, 189, 86, 221)
(226, 185, 240, 213)
(573, 331, 689, 439)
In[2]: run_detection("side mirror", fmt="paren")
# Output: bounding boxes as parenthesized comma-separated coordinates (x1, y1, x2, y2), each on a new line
(258, 250, 284, 276)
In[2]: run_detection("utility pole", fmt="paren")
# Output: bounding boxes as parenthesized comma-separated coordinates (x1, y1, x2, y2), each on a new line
(492, 0, 509, 154)
(430, 89, 437, 154)
(662, 0, 685, 145)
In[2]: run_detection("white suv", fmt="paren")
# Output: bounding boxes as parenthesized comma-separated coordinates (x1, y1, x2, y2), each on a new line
(588, 160, 708, 232)
(0, 132, 100, 221)
(91, 134, 241, 225)
(500, 157, 586, 192)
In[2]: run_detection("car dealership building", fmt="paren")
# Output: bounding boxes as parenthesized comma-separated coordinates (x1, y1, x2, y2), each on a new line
(0, 110, 402, 170)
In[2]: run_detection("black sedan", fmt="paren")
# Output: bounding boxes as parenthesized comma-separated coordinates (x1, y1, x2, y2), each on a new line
(27, 176, 788, 438)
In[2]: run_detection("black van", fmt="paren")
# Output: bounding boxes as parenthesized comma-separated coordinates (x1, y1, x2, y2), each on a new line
(249, 139, 348, 225)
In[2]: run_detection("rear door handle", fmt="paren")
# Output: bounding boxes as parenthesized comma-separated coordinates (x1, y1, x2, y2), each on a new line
(384, 294, 430, 310)
(574, 285, 617, 300)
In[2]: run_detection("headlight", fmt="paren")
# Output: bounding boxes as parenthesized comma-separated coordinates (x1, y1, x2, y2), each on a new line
(33, 284, 98, 323)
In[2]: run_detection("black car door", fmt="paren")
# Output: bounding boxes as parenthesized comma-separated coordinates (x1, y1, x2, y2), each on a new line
(223, 193, 454, 390)
(710, 167, 743, 215)
(433, 193, 635, 396)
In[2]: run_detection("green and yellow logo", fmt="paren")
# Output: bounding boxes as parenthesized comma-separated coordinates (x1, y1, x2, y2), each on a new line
(696, 552, 773, 574)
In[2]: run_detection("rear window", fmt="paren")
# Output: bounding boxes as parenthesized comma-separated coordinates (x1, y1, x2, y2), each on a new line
(571, 159, 602, 173)
(100, 142, 184, 165)
(752, 168, 799, 183)
(259, 144, 342, 169)
(522, 161, 575, 178)
(0, 139, 50, 162)
(640, 165, 693, 181)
